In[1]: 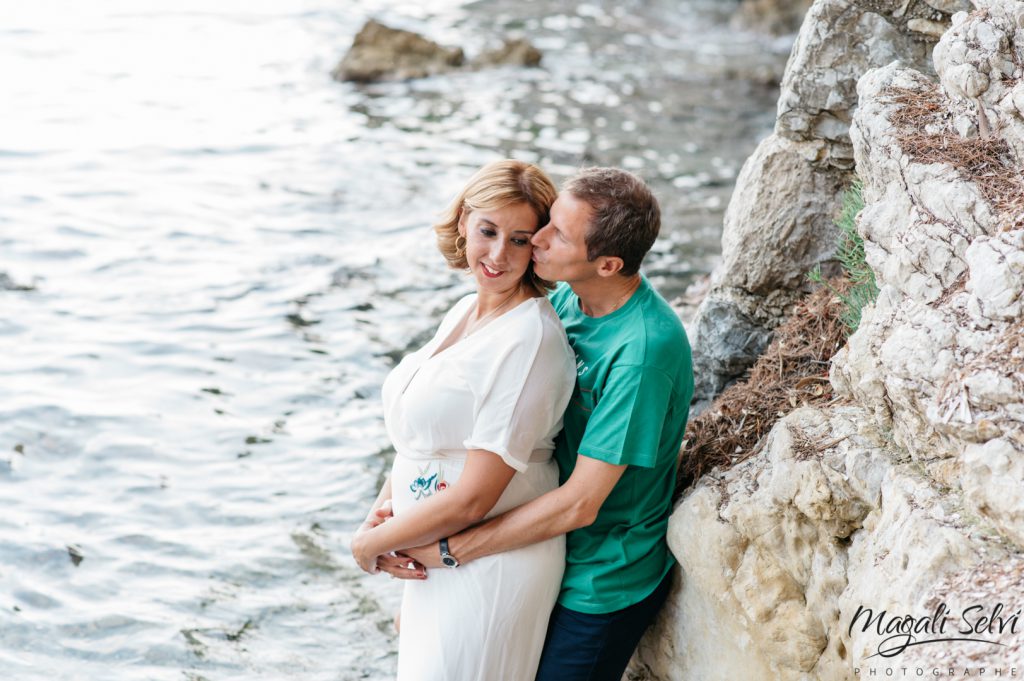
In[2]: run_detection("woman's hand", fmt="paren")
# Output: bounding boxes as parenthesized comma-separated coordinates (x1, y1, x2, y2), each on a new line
(378, 553, 427, 580)
(351, 524, 382, 574)
(351, 500, 395, 574)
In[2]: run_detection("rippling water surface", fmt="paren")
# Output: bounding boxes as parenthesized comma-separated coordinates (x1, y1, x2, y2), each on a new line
(0, 1, 788, 678)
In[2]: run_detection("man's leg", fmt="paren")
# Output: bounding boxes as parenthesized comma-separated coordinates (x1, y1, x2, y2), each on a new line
(535, 570, 673, 681)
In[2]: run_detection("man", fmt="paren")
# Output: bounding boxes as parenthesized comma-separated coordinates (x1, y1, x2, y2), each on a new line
(390, 167, 693, 681)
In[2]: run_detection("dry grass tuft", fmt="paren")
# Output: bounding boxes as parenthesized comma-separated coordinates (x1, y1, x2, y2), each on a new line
(884, 86, 1024, 231)
(675, 283, 849, 497)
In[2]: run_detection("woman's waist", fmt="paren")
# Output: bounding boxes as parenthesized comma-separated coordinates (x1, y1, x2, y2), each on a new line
(392, 446, 554, 465)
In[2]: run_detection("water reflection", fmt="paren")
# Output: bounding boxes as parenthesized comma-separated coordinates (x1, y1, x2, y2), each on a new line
(0, 0, 788, 678)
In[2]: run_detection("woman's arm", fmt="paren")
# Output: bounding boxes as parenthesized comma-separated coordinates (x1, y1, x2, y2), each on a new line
(356, 475, 393, 533)
(350, 450, 515, 573)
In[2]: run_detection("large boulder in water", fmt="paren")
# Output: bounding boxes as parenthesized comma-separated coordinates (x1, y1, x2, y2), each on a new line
(332, 20, 543, 83)
(332, 20, 465, 83)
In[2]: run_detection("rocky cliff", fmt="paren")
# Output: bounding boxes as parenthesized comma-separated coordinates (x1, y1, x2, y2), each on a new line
(637, 1, 1024, 678)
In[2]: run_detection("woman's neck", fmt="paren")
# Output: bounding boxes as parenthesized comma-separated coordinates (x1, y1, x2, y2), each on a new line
(474, 283, 527, 319)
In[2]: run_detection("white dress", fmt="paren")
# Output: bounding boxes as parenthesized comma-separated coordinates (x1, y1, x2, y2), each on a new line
(381, 294, 576, 681)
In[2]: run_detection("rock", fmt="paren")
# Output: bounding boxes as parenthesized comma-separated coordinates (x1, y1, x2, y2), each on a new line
(640, 3, 1024, 679)
(715, 134, 850, 294)
(953, 112, 978, 137)
(958, 439, 1024, 553)
(331, 21, 544, 83)
(689, 0, 934, 404)
(776, 0, 934, 162)
(934, 0, 1024, 161)
(925, 0, 974, 12)
(945, 62, 990, 98)
(635, 407, 1015, 680)
(332, 20, 464, 83)
(731, 0, 814, 36)
(831, 0, 1024, 548)
(964, 230, 1024, 320)
(470, 38, 542, 68)
(848, 0, 969, 38)
(906, 17, 952, 38)
(689, 286, 801, 403)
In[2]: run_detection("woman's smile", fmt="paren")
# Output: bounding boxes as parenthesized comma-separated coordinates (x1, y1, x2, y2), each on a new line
(481, 263, 505, 278)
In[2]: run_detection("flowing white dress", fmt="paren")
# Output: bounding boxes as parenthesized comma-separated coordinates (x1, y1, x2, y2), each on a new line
(381, 293, 575, 681)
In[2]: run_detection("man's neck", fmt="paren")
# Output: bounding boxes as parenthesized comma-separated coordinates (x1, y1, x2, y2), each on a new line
(572, 274, 642, 318)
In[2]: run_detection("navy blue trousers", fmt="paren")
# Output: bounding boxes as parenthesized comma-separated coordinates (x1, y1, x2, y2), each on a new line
(534, 570, 673, 681)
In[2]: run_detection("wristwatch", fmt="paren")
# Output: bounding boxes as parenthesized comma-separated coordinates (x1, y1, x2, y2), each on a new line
(439, 537, 460, 568)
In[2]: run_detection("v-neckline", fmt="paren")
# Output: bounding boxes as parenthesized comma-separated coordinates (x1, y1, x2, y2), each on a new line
(427, 298, 476, 361)
(395, 296, 536, 400)
(428, 295, 538, 361)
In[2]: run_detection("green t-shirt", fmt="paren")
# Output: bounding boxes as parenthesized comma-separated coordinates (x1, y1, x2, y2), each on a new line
(550, 276, 694, 614)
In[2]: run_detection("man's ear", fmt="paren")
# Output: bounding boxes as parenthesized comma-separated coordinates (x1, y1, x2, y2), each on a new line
(595, 255, 625, 278)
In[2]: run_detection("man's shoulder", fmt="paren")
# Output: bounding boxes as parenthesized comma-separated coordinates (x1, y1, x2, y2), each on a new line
(620, 283, 690, 369)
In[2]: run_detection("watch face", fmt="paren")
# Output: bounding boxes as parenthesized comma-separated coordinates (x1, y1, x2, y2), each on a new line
(441, 555, 458, 568)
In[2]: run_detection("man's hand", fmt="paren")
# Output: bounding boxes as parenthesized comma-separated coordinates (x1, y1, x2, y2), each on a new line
(397, 542, 444, 570)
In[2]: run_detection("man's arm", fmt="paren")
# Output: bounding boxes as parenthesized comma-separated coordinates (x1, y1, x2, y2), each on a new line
(399, 455, 625, 569)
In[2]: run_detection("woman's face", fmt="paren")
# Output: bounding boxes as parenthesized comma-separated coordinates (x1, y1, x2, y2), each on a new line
(458, 202, 539, 295)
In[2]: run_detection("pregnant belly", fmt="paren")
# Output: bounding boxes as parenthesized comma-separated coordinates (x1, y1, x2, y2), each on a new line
(390, 454, 465, 516)
(390, 453, 559, 518)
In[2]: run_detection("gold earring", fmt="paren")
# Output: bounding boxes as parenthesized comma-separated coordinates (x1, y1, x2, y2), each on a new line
(454, 235, 467, 258)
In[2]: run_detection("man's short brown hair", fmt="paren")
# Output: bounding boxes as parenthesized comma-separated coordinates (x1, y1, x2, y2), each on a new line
(563, 167, 660, 277)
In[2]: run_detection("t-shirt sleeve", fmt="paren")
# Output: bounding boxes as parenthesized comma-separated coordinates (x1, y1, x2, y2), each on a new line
(577, 364, 674, 468)
(462, 317, 574, 472)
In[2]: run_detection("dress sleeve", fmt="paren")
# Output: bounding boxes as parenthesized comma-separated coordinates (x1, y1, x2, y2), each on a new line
(462, 312, 573, 472)
(577, 364, 674, 468)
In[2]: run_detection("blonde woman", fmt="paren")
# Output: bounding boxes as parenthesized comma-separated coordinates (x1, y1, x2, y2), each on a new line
(351, 160, 575, 681)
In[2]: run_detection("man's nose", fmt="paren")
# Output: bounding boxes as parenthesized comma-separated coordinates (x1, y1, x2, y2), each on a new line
(531, 224, 550, 247)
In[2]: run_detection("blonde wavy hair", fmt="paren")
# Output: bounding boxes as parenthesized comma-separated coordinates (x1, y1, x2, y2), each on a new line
(434, 160, 558, 293)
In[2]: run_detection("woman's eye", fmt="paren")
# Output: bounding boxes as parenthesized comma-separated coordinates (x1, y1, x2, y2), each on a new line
(480, 228, 496, 237)
(512, 238, 529, 246)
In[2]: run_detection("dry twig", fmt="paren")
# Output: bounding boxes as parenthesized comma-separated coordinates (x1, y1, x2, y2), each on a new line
(675, 283, 849, 497)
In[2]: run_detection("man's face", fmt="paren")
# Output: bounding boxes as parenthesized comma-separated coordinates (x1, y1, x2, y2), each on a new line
(530, 193, 597, 284)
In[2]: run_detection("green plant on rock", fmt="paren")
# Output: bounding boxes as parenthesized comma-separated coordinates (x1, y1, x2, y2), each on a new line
(808, 179, 878, 333)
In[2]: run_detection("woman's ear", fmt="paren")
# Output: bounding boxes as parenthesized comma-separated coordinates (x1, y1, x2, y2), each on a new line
(457, 208, 468, 237)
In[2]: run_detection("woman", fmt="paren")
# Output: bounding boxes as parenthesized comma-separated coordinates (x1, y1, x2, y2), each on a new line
(351, 160, 575, 681)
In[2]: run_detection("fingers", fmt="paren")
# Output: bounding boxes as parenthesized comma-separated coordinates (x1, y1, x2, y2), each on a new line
(374, 501, 394, 520)
(364, 501, 394, 529)
(377, 554, 427, 580)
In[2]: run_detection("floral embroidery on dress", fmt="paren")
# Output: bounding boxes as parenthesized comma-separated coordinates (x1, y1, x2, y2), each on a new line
(409, 462, 448, 499)
(410, 473, 437, 500)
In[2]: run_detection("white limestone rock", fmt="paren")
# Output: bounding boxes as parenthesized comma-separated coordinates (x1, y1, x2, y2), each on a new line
(961, 437, 1024, 546)
(965, 229, 1024, 320)
(634, 407, 1016, 680)
(776, 0, 934, 167)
